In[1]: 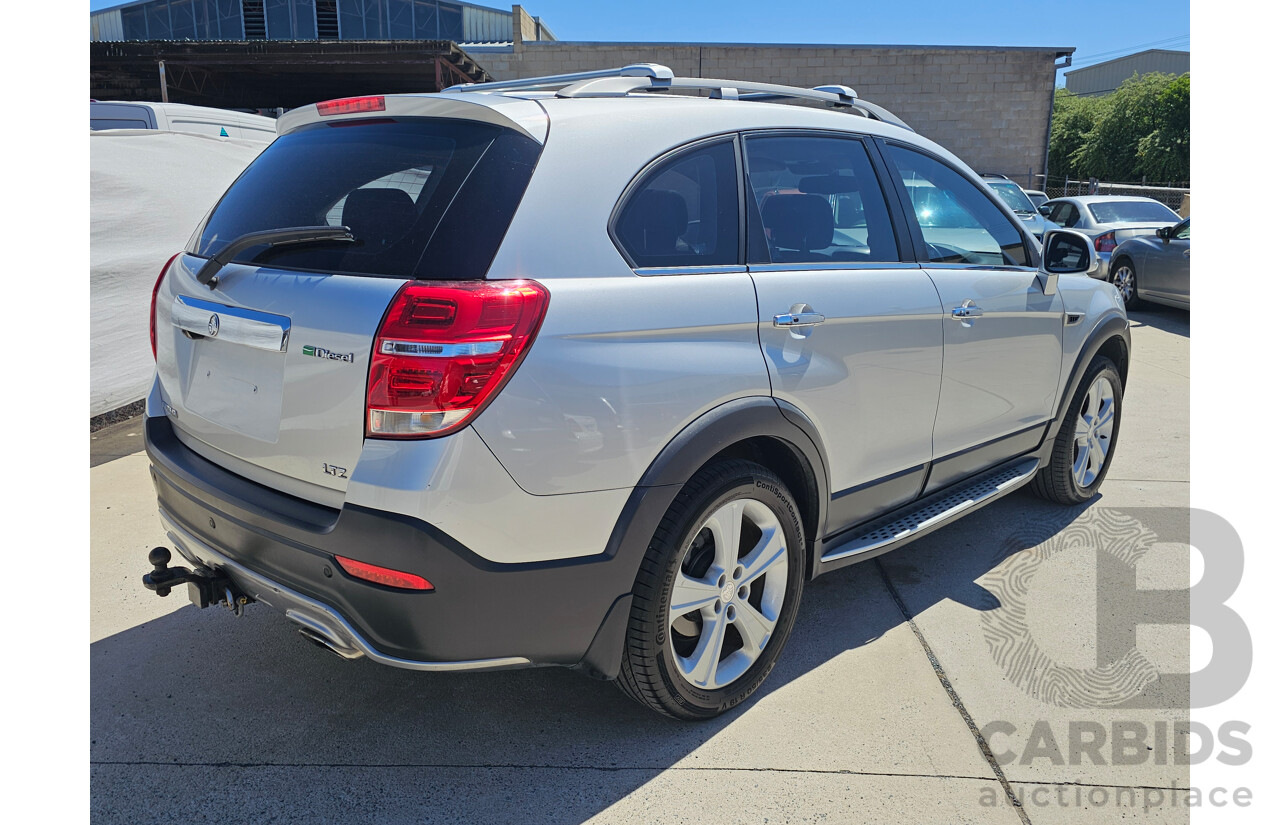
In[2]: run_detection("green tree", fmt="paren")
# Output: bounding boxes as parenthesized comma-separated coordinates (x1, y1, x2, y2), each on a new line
(1135, 73, 1190, 182)
(1048, 87, 1107, 180)
(1049, 71, 1190, 184)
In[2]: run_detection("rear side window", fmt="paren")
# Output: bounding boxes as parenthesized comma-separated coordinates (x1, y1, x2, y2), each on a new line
(193, 118, 541, 279)
(885, 145, 1030, 267)
(614, 141, 739, 269)
(744, 134, 898, 264)
(1048, 202, 1080, 228)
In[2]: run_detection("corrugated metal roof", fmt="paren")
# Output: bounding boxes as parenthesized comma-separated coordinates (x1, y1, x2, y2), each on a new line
(1065, 49, 1189, 96)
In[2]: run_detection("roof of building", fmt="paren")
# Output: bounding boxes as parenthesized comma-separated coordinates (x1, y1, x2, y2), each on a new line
(1064, 48, 1189, 78)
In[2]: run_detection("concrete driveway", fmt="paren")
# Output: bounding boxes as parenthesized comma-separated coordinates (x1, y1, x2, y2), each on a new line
(90, 305, 1190, 824)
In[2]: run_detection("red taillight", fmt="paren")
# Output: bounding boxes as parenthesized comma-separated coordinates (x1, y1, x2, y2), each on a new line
(1094, 231, 1117, 254)
(366, 280, 550, 438)
(150, 253, 182, 360)
(334, 555, 434, 591)
(316, 96, 386, 116)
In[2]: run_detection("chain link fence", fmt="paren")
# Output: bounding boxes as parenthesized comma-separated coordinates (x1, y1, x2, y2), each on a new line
(1033, 175, 1190, 213)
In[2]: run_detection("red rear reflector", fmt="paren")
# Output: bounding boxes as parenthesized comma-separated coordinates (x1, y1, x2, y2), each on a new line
(316, 96, 386, 116)
(150, 253, 182, 360)
(367, 280, 550, 438)
(1094, 231, 1117, 253)
(334, 555, 434, 591)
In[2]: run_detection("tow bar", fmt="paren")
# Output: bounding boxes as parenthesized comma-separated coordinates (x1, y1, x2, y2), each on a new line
(142, 546, 254, 616)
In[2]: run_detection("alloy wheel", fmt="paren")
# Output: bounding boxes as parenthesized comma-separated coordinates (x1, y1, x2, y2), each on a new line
(1072, 375, 1116, 488)
(667, 498, 789, 690)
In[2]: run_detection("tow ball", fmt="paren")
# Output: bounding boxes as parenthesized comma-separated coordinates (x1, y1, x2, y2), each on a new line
(142, 547, 254, 616)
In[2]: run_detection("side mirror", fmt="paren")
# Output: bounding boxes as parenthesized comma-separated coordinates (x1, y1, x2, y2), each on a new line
(1156, 226, 1172, 241)
(1038, 204, 1052, 217)
(1038, 229, 1098, 296)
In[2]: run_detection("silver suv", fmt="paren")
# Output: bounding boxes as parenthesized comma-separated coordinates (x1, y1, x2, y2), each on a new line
(141, 64, 1129, 720)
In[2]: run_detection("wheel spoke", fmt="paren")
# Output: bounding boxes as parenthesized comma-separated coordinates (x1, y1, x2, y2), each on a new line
(1089, 437, 1106, 474)
(739, 526, 787, 587)
(684, 610, 730, 688)
(1075, 414, 1091, 439)
(1072, 443, 1091, 486)
(733, 601, 776, 657)
(669, 572, 721, 619)
(705, 501, 744, 570)
(1094, 398, 1115, 436)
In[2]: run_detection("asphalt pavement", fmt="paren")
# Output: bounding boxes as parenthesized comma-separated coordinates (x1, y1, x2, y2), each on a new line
(90, 304, 1191, 824)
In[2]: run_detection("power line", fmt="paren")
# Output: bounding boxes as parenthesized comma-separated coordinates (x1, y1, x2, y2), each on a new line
(1071, 33, 1191, 64)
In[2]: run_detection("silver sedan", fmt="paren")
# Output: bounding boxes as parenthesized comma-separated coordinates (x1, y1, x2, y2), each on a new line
(1109, 218, 1190, 310)
(1038, 196, 1180, 281)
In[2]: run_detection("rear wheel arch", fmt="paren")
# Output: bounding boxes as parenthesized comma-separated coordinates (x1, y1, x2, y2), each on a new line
(580, 399, 828, 679)
(635, 397, 829, 564)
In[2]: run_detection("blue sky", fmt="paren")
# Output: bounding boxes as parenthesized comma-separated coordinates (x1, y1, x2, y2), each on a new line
(88, 0, 1189, 83)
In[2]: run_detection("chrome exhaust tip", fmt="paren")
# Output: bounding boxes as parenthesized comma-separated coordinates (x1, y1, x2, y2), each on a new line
(287, 610, 365, 661)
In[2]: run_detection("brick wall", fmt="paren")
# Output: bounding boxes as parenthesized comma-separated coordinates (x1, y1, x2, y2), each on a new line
(471, 42, 1064, 182)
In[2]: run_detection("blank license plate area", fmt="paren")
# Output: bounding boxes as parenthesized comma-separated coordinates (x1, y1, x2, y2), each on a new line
(183, 339, 285, 442)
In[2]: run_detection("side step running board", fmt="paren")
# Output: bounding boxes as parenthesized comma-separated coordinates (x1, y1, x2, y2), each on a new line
(820, 457, 1040, 566)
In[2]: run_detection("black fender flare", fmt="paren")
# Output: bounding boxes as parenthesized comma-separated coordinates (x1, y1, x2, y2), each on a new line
(575, 396, 830, 679)
(1038, 313, 1131, 461)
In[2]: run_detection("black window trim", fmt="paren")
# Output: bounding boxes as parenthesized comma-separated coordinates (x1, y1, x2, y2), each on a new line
(875, 138, 1041, 270)
(739, 127, 917, 271)
(608, 132, 747, 276)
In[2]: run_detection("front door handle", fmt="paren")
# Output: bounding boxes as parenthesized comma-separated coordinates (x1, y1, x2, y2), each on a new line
(773, 303, 825, 340)
(773, 311, 827, 328)
(774, 302, 826, 328)
(951, 302, 984, 320)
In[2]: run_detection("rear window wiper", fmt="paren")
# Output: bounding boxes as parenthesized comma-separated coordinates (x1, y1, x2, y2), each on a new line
(196, 226, 356, 287)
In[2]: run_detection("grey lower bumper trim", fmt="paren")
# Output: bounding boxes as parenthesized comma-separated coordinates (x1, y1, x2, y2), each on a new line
(161, 513, 532, 673)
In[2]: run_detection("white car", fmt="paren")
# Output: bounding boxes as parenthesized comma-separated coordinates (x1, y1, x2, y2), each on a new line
(90, 101, 278, 142)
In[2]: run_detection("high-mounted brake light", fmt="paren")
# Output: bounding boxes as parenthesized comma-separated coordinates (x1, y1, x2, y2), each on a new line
(334, 555, 434, 591)
(1094, 231, 1117, 254)
(316, 96, 386, 116)
(366, 280, 550, 438)
(150, 253, 182, 360)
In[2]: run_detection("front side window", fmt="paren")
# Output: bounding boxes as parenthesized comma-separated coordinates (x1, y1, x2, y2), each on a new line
(614, 141, 739, 269)
(1175, 219, 1190, 240)
(744, 134, 899, 265)
(885, 145, 1029, 267)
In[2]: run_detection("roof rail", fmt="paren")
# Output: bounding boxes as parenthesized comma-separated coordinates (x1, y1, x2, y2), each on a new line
(442, 63, 673, 93)
(442, 63, 912, 132)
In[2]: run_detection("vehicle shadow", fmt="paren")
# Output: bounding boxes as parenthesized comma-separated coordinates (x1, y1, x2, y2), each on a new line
(90, 490, 1096, 824)
(1127, 303, 1189, 338)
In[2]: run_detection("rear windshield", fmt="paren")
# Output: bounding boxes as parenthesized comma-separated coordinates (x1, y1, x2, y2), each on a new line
(1086, 200, 1179, 224)
(192, 118, 541, 279)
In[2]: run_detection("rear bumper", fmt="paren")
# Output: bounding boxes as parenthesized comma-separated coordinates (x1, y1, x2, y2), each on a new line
(145, 415, 641, 674)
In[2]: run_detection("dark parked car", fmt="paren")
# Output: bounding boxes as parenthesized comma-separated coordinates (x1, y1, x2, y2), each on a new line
(1109, 218, 1190, 309)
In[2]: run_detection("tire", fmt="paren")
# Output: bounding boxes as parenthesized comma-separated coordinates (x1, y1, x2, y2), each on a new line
(1032, 356, 1123, 505)
(617, 459, 806, 720)
(1110, 258, 1139, 310)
